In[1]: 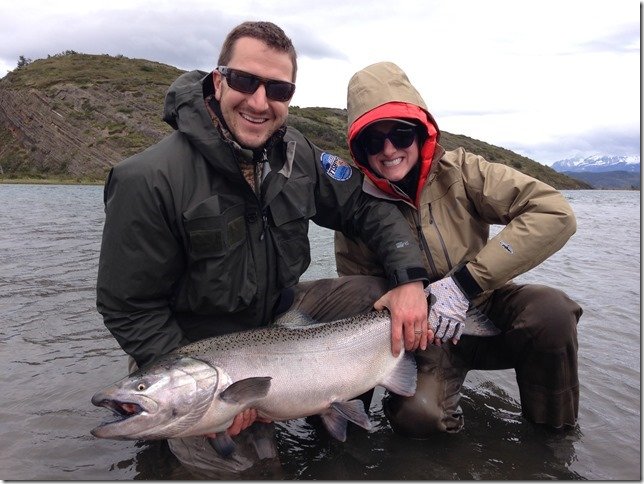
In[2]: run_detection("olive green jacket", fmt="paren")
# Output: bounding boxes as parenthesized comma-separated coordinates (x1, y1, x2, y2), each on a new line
(335, 62, 577, 302)
(97, 70, 428, 367)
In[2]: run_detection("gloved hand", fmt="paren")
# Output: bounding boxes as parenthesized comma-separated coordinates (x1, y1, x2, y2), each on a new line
(427, 276, 469, 344)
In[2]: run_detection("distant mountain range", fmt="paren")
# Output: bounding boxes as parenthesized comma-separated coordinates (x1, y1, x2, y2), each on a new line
(551, 155, 640, 173)
(551, 155, 640, 190)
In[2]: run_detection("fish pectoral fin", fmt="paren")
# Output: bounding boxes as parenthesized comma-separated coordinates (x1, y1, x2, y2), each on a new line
(463, 306, 501, 336)
(208, 432, 236, 457)
(380, 352, 417, 396)
(219, 376, 272, 404)
(320, 400, 372, 442)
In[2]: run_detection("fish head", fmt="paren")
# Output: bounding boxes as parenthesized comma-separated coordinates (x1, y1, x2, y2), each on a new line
(90, 356, 221, 440)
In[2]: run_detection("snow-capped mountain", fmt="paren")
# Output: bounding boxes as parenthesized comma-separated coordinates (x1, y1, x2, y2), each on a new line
(551, 155, 640, 173)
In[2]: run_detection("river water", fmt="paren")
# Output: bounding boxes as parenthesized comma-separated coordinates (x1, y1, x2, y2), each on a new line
(0, 185, 640, 480)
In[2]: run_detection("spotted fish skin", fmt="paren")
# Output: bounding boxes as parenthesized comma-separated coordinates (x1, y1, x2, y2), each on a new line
(90, 310, 416, 444)
(90, 307, 498, 445)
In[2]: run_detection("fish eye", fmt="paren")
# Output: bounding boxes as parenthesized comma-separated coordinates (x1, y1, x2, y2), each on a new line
(137, 383, 146, 391)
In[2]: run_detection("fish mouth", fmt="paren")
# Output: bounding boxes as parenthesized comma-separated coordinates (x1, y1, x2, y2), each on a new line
(90, 394, 153, 437)
(97, 399, 144, 419)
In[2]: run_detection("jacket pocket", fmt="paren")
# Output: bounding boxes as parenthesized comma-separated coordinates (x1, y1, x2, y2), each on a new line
(269, 176, 315, 288)
(182, 197, 257, 313)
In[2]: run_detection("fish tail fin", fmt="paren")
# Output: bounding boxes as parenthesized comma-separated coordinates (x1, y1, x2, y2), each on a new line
(380, 352, 417, 396)
(463, 306, 501, 337)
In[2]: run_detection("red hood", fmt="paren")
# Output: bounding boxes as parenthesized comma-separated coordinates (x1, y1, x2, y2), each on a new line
(348, 102, 439, 207)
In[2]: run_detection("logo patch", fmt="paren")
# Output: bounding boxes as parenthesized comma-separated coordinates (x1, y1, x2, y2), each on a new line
(320, 152, 352, 181)
(500, 240, 514, 254)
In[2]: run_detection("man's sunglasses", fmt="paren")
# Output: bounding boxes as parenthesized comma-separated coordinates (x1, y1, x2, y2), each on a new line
(216, 66, 296, 102)
(360, 125, 417, 156)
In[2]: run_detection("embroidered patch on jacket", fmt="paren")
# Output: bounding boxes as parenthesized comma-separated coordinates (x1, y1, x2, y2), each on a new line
(320, 152, 352, 181)
(500, 240, 514, 254)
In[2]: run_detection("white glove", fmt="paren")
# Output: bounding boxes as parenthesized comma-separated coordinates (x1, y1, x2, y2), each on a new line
(427, 277, 469, 343)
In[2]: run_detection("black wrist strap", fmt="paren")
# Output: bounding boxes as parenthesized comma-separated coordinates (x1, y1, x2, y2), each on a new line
(450, 264, 483, 300)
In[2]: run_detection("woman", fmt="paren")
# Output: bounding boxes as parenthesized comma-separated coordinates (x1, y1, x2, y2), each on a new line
(335, 62, 583, 436)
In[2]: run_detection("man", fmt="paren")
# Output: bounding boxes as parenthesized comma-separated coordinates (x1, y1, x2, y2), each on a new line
(96, 23, 430, 474)
(336, 61, 583, 436)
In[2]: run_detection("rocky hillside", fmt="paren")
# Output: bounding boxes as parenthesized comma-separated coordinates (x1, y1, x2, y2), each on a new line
(0, 53, 590, 189)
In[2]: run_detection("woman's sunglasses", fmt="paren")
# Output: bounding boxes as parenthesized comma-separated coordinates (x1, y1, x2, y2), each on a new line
(216, 66, 296, 102)
(360, 125, 418, 156)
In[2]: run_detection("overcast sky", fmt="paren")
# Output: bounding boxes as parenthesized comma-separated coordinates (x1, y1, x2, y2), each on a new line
(0, 0, 640, 165)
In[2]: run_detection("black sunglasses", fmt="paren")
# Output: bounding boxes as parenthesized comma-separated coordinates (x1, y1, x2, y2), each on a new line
(360, 125, 418, 156)
(216, 66, 296, 102)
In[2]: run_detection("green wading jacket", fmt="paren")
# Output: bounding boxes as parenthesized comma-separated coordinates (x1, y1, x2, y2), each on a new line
(96, 70, 428, 367)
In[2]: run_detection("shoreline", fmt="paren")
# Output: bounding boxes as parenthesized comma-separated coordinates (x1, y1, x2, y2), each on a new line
(0, 178, 638, 191)
(0, 178, 104, 186)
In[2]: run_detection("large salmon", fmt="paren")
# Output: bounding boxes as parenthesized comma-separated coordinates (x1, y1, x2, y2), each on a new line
(91, 306, 498, 453)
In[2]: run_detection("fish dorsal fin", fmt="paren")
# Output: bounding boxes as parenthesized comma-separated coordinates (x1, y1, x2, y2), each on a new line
(219, 376, 272, 404)
(273, 309, 317, 328)
(380, 352, 417, 396)
(320, 399, 372, 442)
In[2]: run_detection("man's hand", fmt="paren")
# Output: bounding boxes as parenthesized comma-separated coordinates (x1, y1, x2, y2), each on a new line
(427, 277, 469, 345)
(373, 280, 432, 356)
(204, 408, 272, 440)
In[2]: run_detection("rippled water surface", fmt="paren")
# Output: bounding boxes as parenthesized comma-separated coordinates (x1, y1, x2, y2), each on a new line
(0, 185, 640, 480)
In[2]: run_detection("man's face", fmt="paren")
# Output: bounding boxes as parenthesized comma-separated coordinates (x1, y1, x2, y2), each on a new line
(214, 37, 294, 150)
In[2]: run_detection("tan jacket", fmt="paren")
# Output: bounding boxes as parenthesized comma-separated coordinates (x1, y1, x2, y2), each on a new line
(335, 62, 577, 301)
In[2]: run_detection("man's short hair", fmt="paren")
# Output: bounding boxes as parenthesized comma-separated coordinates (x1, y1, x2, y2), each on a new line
(218, 21, 298, 82)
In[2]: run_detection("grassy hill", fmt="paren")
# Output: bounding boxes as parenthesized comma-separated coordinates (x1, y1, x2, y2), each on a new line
(0, 52, 589, 189)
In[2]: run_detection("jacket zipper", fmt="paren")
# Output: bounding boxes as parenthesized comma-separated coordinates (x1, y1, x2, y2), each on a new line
(257, 149, 272, 324)
(231, 144, 272, 323)
(427, 204, 454, 270)
(413, 210, 438, 277)
(258, 151, 270, 242)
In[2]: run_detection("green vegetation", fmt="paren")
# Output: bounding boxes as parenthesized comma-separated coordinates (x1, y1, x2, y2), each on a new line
(4, 51, 182, 90)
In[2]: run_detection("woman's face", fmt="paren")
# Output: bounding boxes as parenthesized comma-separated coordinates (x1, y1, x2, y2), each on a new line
(362, 120, 420, 182)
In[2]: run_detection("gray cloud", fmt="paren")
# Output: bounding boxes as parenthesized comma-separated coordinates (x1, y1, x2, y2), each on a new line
(0, 0, 637, 165)
(0, 6, 345, 74)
